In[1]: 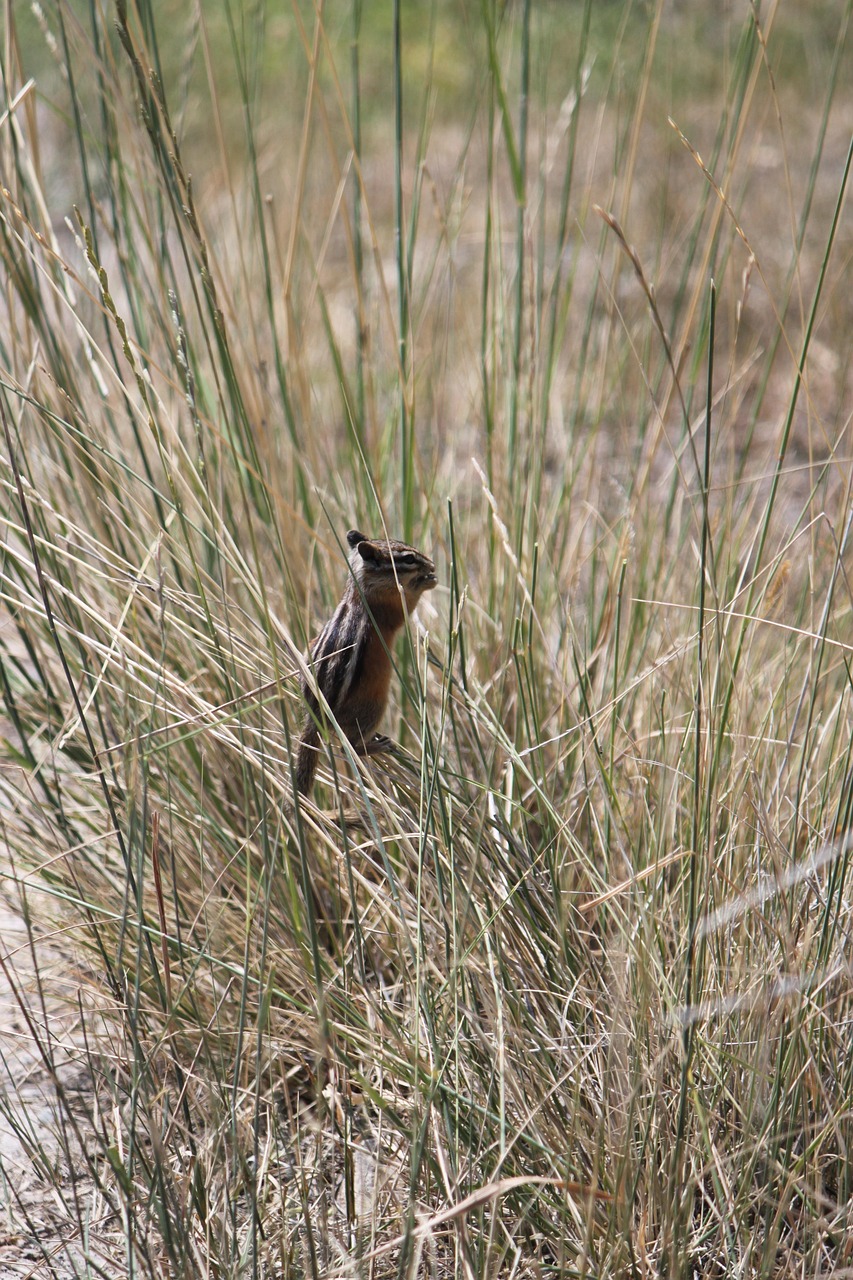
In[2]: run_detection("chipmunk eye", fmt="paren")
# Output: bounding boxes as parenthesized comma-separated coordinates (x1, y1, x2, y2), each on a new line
(397, 553, 418, 566)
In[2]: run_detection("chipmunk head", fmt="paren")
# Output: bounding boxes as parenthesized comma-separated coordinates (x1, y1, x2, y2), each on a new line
(347, 529, 437, 602)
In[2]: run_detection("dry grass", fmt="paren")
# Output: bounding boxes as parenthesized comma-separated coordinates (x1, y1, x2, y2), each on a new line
(1, 0, 852, 1275)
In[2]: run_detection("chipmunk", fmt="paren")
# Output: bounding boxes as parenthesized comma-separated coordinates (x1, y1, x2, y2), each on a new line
(295, 529, 437, 797)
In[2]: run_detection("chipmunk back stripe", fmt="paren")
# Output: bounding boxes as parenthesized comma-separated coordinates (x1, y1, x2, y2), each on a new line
(307, 599, 359, 709)
(320, 600, 362, 707)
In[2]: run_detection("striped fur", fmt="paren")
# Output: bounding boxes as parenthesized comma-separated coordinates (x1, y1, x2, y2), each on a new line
(295, 529, 436, 796)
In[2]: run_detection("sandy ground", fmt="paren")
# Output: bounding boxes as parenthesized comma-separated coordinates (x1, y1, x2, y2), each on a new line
(0, 900, 119, 1279)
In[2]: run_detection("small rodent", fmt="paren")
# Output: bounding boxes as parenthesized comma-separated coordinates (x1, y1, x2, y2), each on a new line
(295, 529, 437, 796)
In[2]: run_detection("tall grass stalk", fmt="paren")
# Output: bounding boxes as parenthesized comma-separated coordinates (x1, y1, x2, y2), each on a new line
(1, 2, 852, 1276)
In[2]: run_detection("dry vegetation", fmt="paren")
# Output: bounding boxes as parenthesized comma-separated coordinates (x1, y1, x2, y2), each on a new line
(1, 0, 852, 1275)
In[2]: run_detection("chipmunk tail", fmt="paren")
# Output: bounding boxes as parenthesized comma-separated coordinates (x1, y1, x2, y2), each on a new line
(295, 722, 320, 796)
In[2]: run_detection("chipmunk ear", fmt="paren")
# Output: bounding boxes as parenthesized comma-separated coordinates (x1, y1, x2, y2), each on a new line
(346, 529, 367, 549)
(356, 539, 383, 564)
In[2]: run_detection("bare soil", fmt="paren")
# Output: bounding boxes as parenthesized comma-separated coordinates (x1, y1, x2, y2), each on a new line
(0, 900, 119, 1279)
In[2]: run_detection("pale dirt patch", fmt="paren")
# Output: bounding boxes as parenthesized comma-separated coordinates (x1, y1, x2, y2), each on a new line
(0, 899, 122, 1279)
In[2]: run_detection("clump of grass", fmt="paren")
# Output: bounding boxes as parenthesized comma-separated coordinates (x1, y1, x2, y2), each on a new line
(1, 0, 852, 1275)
